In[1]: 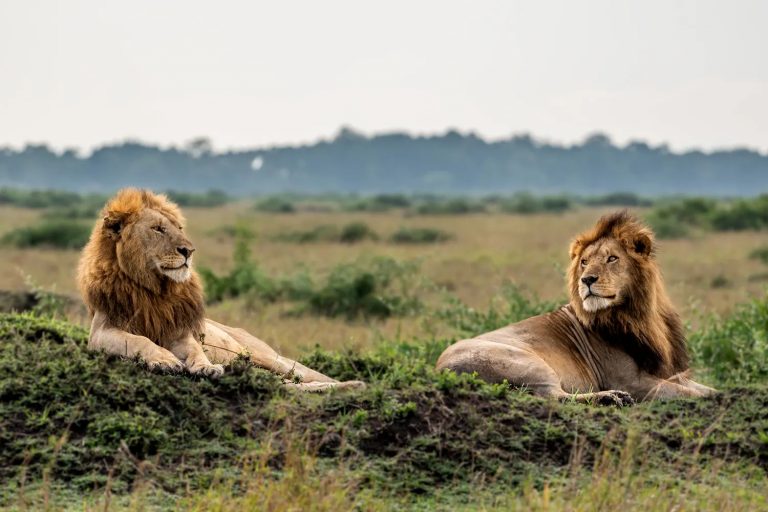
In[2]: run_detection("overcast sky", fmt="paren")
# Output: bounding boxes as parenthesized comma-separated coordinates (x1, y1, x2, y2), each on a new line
(1, 0, 766, 152)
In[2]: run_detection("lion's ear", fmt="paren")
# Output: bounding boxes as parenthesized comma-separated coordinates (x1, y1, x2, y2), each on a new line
(103, 215, 124, 241)
(630, 232, 653, 257)
(569, 239, 583, 260)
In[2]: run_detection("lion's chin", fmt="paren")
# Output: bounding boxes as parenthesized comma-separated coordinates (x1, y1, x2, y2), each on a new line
(162, 266, 192, 283)
(581, 295, 615, 312)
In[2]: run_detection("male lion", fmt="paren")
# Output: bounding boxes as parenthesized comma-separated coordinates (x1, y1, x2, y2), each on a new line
(436, 211, 715, 404)
(77, 188, 364, 391)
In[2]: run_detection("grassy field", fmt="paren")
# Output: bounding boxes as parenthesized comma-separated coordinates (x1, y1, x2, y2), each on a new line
(0, 199, 767, 510)
(1, 202, 767, 356)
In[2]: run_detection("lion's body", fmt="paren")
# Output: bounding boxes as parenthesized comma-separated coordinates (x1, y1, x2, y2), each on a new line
(78, 188, 363, 391)
(436, 212, 715, 403)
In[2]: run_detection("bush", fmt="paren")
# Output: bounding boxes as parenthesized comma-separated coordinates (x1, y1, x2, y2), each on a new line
(646, 195, 768, 238)
(41, 204, 102, 220)
(339, 222, 378, 243)
(272, 225, 340, 243)
(436, 283, 560, 337)
(305, 258, 422, 319)
(201, 241, 420, 318)
(199, 238, 281, 303)
(345, 194, 413, 212)
(255, 197, 296, 213)
(709, 196, 768, 231)
(645, 198, 718, 238)
(749, 246, 768, 265)
(165, 189, 230, 207)
(690, 293, 768, 384)
(414, 198, 486, 215)
(0, 188, 93, 209)
(1, 220, 91, 249)
(498, 193, 572, 214)
(273, 223, 378, 244)
(390, 227, 452, 244)
(583, 192, 654, 207)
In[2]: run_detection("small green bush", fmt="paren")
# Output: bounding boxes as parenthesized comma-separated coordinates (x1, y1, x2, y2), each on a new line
(1, 220, 91, 249)
(0, 188, 94, 209)
(345, 194, 413, 212)
(498, 193, 572, 214)
(272, 225, 340, 243)
(390, 227, 452, 244)
(709, 196, 768, 231)
(165, 189, 230, 207)
(414, 198, 486, 215)
(583, 192, 654, 207)
(255, 197, 296, 213)
(273, 223, 378, 244)
(436, 283, 560, 336)
(305, 258, 422, 319)
(749, 246, 768, 265)
(339, 222, 378, 243)
(690, 293, 768, 384)
(199, 238, 280, 303)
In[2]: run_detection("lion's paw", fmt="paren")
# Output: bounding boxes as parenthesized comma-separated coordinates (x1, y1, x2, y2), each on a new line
(188, 362, 225, 379)
(595, 390, 635, 407)
(146, 354, 185, 373)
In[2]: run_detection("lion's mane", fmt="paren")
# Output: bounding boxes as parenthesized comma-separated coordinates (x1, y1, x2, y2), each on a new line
(567, 211, 689, 377)
(77, 188, 205, 343)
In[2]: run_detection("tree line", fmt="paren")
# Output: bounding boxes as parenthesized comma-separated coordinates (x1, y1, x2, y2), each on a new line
(1, 129, 766, 196)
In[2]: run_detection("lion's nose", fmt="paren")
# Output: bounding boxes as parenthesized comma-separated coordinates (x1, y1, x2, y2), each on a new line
(581, 275, 598, 286)
(177, 246, 195, 258)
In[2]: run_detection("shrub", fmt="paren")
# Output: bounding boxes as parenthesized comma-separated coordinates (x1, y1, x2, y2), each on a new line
(273, 223, 378, 244)
(339, 222, 378, 243)
(583, 192, 654, 207)
(0, 188, 91, 208)
(254, 197, 296, 213)
(272, 225, 340, 243)
(390, 227, 452, 244)
(645, 215, 691, 239)
(690, 293, 768, 384)
(710, 196, 768, 231)
(749, 246, 768, 265)
(498, 193, 572, 214)
(201, 241, 421, 318)
(414, 198, 486, 215)
(345, 194, 413, 212)
(199, 238, 280, 303)
(305, 258, 422, 319)
(165, 189, 230, 207)
(41, 204, 102, 220)
(1, 220, 91, 249)
(436, 283, 560, 336)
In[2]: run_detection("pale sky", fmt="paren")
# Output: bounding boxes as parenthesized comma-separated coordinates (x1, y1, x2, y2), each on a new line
(1, 0, 766, 152)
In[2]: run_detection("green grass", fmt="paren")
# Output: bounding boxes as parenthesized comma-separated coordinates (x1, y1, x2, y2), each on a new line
(1, 285, 768, 509)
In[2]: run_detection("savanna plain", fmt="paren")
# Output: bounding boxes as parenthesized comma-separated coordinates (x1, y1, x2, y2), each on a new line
(0, 196, 767, 511)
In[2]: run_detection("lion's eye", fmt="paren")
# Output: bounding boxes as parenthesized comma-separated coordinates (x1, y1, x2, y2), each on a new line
(580, 259, 587, 267)
(153, 225, 166, 234)
(608, 255, 618, 263)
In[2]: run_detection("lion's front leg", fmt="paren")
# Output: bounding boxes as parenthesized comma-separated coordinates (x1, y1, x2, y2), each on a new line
(166, 334, 224, 379)
(88, 311, 184, 371)
(204, 319, 365, 390)
(628, 374, 713, 401)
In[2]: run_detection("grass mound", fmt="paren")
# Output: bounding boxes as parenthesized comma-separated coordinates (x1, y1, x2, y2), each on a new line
(1, 298, 767, 507)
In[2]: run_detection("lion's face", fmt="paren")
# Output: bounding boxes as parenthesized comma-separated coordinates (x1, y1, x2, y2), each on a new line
(114, 208, 195, 284)
(574, 237, 634, 312)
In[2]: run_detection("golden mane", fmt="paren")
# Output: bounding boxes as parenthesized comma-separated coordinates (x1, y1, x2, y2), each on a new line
(77, 188, 205, 343)
(567, 211, 688, 377)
